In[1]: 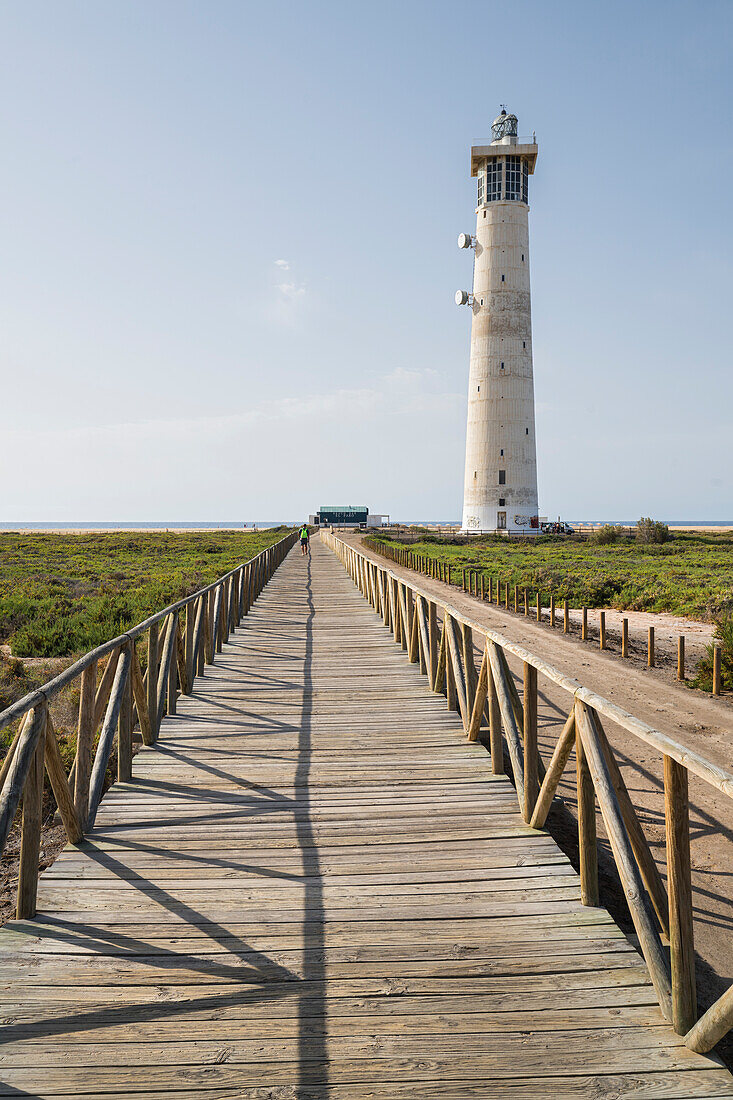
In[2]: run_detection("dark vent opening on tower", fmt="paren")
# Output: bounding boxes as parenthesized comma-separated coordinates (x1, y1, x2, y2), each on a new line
(498, 470, 506, 485)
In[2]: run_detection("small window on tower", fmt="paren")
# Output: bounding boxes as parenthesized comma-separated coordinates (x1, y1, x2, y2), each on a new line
(498, 470, 506, 485)
(522, 254, 525, 261)
(499, 498, 505, 506)
(501, 275, 505, 282)
(500, 362, 504, 369)
(523, 341, 526, 348)
(477, 385, 480, 392)
(500, 449, 504, 456)
(526, 428, 529, 435)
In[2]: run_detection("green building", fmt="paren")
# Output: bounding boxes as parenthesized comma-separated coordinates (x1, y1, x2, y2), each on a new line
(315, 505, 369, 526)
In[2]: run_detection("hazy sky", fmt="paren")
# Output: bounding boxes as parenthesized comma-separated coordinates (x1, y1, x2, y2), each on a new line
(1, 0, 731, 521)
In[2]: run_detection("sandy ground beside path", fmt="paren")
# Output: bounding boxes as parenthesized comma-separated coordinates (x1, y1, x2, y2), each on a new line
(340, 532, 733, 1067)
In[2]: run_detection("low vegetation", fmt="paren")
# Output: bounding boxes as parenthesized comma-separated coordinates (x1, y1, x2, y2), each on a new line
(365, 529, 733, 622)
(0, 529, 288, 660)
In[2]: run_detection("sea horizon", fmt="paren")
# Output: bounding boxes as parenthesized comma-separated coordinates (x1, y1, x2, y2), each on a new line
(0, 519, 731, 531)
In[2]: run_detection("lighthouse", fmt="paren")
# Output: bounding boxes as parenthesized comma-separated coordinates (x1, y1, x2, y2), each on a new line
(456, 109, 539, 535)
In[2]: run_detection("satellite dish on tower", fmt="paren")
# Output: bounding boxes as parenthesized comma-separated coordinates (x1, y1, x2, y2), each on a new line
(455, 290, 471, 306)
(457, 233, 474, 249)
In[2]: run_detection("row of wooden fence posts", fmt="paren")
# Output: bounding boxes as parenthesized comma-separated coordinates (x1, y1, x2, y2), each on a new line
(366, 546, 727, 697)
(331, 534, 708, 1044)
(0, 533, 296, 921)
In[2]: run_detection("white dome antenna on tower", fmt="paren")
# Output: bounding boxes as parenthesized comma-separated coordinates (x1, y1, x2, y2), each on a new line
(454, 290, 473, 306)
(457, 233, 475, 249)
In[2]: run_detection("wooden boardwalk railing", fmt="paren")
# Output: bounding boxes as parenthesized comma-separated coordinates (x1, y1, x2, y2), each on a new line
(0, 531, 297, 921)
(323, 529, 733, 1055)
(0, 535, 731, 1096)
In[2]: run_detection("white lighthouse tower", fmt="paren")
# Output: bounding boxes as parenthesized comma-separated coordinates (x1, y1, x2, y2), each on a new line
(456, 108, 539, 535)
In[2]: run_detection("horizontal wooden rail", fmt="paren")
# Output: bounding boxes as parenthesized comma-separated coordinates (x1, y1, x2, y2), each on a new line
(0, 530, 298, 919)
(322, 528, 733, 1053)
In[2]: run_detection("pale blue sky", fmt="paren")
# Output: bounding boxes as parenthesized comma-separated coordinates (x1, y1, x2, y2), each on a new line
(1, 0, 731, 521)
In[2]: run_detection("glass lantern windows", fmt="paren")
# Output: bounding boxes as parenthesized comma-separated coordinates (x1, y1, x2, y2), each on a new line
(478, 157, 527, 204)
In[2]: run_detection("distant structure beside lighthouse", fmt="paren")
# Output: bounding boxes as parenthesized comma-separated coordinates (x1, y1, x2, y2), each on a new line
(456, 108, 539, 534)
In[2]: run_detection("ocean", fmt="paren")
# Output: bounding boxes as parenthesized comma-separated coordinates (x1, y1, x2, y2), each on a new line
(0, 520, 730, 531)
(0, 522, 286, 531)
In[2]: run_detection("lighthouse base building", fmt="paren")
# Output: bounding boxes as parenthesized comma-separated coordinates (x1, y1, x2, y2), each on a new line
(457, 109, 540, 535)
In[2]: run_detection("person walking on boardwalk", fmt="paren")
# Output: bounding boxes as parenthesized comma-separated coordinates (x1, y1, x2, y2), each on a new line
(300, 524, 310, 555)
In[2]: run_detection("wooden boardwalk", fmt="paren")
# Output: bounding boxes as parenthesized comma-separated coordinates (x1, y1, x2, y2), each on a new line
(0, 539, 731, 1098)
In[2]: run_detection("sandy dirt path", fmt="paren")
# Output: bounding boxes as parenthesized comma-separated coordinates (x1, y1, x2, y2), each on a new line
(341, 532, 733, 1065)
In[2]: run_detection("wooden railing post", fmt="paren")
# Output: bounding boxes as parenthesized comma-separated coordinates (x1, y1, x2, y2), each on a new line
(167, 621, 178, 716)
(146, 623, 159, 742)
(445, 614, 469, 728)
(428, 602, 438, 688)
(582, 606, 588, 640)
(600, 611, 606, 650)
(665, 755, 696, 1035)
(184, 603, 195, 692)
(522, 663, 538, 822)
(74, 660, 97, 821)
(461, 623, 478, 716)
(213, 585, 224, 655)
(17, 703, 47, 920)
(118, 644, 133, 782)
(677, 636, 685, 681)
(648, 626, 655, 668)
(575, 714, 599, 906)
(488, 661, 503, 775)
(622, 618, 629, 657)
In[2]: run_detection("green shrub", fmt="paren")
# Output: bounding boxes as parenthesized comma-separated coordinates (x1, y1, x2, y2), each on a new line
(637, 517, 670, 544)
(592, 524, 621, 545)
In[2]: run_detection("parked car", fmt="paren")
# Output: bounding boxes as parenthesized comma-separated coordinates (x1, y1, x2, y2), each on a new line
(540, 521, 575, 535)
